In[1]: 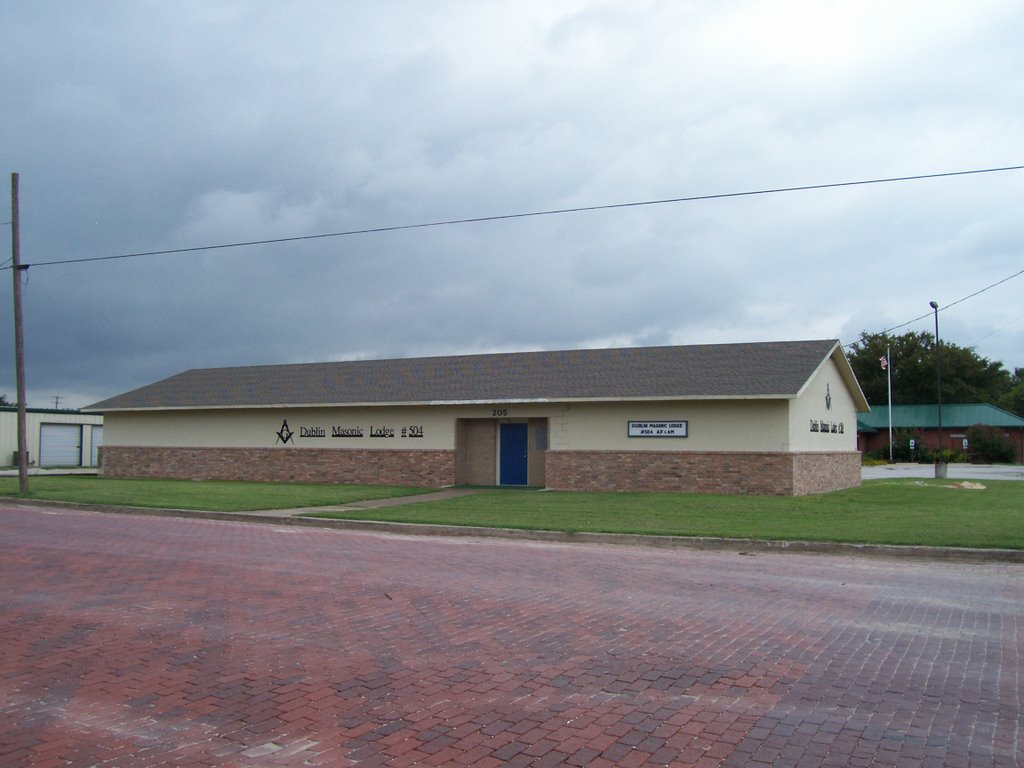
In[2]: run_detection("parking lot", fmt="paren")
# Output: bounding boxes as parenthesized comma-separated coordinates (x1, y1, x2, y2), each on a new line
(862, 463, 1024, 482)
(1, 505, 1021, 766)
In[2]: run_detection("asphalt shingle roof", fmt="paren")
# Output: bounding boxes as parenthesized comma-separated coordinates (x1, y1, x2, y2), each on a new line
(86, 339, 844, 411)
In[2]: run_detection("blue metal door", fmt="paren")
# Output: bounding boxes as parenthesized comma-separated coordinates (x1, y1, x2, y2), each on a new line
(499, 423, 529, 485)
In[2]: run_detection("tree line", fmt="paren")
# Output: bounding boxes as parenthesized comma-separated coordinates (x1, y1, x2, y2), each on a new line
(847, 331, 1024, 416)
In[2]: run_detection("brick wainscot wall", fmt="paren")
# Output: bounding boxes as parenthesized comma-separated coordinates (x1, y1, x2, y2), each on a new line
(545, 451, 862, 496)
(101, 446, 457, 487)
(102, 447, 861, 495)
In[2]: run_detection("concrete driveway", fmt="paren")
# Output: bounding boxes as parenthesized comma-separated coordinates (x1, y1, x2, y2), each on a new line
(1, 505, 1021, 767)
(862, 462, 1024, 481)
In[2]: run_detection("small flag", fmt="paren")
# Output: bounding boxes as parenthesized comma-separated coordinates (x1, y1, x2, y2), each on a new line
(879, 356, 888, 370)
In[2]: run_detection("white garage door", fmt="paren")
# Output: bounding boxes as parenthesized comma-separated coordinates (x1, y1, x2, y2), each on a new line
(40, 424, 82, 467)
(90, 426, 103, 466)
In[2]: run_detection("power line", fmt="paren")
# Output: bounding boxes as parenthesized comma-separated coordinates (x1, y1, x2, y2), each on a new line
(844, 265, 1024, 347)
(942, 267, 1024, 313)
(970, 312, 1024, 347)
(9, 162, 1024, 269)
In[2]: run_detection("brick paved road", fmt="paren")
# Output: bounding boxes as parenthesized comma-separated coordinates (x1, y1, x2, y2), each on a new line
(1, 506, 1021, 767)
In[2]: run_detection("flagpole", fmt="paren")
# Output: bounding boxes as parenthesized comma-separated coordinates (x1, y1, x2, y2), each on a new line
(886, 345, 893, 462)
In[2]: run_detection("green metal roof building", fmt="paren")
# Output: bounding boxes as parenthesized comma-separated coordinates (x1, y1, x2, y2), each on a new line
(858, 403, 1024, 462)
(859, 403, 1024, 430)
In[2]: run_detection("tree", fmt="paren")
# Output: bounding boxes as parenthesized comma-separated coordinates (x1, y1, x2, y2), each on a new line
(0, 394, 11, 407)
(847, 331, 1012, 408)
(998, 368, 1024, 417)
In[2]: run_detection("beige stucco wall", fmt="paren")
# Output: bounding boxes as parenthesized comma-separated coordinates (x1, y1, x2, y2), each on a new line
(787, 357, 860, 452)
(104, 398, 801, 454)
(548, 399, 790, 452)
(104, 406, 463, 450)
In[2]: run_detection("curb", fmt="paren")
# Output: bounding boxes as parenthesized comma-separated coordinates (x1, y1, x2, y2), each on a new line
(8, 497, 1024, 564)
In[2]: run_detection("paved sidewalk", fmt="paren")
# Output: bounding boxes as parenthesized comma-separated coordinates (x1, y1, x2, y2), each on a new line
(0, 468, 98, 477)
(2, 505, 1021, 767)
(243, 487, 489, 517)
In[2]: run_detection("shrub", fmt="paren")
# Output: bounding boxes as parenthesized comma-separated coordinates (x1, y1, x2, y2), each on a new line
(887, 428, 925, 462)
(967, 424, 1016, 463)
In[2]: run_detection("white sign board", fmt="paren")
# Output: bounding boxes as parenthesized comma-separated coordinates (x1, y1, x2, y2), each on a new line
(628, 421, 688, 438)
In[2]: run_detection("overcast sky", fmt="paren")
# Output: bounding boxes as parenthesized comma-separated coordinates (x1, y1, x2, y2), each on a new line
(2, 0, 1023, 409)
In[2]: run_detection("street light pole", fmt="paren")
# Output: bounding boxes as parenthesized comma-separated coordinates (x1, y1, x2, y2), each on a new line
(929, 300, 946, 479)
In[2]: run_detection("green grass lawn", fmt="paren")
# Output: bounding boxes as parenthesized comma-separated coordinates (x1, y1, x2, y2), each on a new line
(2, 476, 1021, 549)
(0, 476, 428, 512)
(307, 479, 1024, 550)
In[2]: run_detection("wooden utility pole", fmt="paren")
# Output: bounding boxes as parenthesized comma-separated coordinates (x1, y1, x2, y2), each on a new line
(11, 172, 29, 493)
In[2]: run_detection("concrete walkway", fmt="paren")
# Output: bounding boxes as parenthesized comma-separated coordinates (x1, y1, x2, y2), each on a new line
(0, 467, 98, 477)
(242, 487, 489, 517)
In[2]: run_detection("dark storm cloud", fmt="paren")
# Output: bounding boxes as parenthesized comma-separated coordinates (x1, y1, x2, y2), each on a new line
(1, 0, 1023, 408)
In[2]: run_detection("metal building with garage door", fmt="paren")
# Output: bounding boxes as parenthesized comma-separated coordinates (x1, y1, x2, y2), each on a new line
(0, 407, 104, 468)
